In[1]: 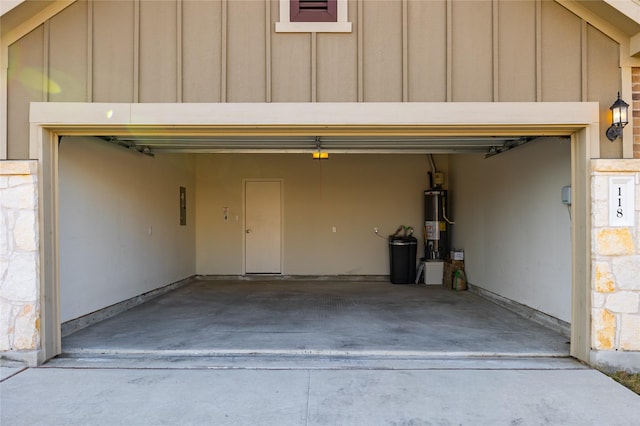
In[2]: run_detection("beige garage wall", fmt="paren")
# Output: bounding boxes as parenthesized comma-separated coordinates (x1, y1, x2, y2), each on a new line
(195, 154, 447, 276)
(58, 137, 196, 322)
(449, 137, 572, 322)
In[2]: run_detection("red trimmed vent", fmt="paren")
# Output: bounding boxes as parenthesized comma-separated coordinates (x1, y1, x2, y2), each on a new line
(290, 0, 338, 23)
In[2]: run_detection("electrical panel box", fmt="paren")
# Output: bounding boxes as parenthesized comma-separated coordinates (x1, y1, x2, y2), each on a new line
(561, 186, 571, 205)
(180, 186, 187, 225)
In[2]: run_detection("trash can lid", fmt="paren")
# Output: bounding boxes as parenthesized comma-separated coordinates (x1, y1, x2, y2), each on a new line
(388, 236, 417, 245)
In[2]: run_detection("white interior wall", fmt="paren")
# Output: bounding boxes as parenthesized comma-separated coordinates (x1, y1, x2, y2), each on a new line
(58, 137, 196, 322)
(448, 137, 572, 322)
(195, 154, 443, 275)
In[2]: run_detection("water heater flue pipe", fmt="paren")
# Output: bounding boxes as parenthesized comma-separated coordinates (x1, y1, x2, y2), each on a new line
(428, 154, 437, 175)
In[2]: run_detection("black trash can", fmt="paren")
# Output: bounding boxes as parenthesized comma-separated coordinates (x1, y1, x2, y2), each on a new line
(388, 236, 418, 284)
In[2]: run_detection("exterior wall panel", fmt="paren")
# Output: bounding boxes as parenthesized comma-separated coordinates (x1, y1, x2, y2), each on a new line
(362, 0, 402, 102)
(2, 0, 626, 158)
(7, 25, 44, 160)
(182, 0, 222, 102)
(139, 0, 178, 102)
(451, 0, 493, 102)
(92, 0, 135, 103)
(587, 26, 621, 159)
(407, 0, 447, 102)
(272, 33, 312, 102)
(48, 1, 88, 103)
(226, 0, 266, 102)
(316, 32, 358, 102)
(541, 0, 582, 101)
(497, 0, 536, 102)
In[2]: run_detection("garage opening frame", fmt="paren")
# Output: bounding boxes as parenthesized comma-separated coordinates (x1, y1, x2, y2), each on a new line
(28, 101, 600, 365)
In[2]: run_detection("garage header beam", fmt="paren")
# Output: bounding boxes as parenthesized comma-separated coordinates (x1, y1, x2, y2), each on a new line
(30, 101, 598, 133)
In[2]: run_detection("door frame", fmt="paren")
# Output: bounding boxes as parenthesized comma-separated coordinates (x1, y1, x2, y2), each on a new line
(28, 101, 598, 364)
(242, 178, 284, 275)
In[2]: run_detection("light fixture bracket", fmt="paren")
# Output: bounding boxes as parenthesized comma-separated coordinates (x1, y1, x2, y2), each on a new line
(313, 136, 328, 159)
(606, 125, 624, 142)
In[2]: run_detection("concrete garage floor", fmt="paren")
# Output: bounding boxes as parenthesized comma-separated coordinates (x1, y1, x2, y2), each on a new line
(61, 279, 570, 360)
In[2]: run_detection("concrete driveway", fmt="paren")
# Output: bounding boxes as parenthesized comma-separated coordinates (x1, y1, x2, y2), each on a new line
(2, 357, 640, 425)
(3, 279, 639, 425)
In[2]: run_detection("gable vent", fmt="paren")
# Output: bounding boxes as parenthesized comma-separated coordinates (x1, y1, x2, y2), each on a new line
(291, 0, 337, 22)
(300, 0, 329, 12)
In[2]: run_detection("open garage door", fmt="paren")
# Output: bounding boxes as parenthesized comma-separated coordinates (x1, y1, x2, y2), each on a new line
(30, 102, 596, 364)
(57, 134, 572, 361)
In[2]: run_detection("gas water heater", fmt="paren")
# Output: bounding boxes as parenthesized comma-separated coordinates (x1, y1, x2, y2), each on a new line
(424, 189, 450, 260)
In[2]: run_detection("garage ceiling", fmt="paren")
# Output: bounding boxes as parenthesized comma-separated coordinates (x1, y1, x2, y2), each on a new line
(96, 135, 542, 156)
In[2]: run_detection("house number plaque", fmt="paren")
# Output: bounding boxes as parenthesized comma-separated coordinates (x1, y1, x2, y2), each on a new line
(609, 176, 635, 227)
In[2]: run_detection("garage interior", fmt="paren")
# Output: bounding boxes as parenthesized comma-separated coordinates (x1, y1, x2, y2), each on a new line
(56, 133, 572, 360)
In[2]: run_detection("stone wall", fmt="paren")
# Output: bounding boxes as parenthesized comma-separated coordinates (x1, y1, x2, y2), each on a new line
(0, 161, 40, 364)
(591, 159, 640, 373)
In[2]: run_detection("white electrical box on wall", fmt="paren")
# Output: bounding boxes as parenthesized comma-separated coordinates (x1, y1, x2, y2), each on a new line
(561, 186, 571, 205)
(433, 172, 445, 186)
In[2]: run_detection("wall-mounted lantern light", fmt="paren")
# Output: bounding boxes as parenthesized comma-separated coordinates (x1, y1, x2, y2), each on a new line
(606, 92, 629, 141)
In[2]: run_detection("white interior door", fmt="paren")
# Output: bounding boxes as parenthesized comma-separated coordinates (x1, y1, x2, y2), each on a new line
(245, 180, 282, 274)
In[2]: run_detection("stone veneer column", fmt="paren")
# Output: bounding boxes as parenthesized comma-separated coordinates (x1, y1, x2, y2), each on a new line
(0, 161, 40, 364)
(591, 159, 640, 373)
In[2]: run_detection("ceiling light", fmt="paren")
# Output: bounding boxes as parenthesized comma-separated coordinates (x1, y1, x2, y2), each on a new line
(312, 151, 329, 159)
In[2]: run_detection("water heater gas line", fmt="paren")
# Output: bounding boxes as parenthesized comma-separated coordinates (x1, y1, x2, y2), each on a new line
(442, 198, 455, 225)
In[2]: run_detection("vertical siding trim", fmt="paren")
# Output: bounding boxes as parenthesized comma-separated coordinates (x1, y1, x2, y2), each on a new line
(446, 0, 452, 102)
(0, 48, 7, 159)
(86, 0, 93, 102)
(221, 0, 228, 102)
(402, 0, 408, 102)
(311, 33, 317, 102)
(266, 0, 272, 102)
(492, 0, 499, 102)
(43, 20, 50, 102)
(535, 0, 542, 102)
(621, 66, 633, 158)
(177, 0, 183, 103)
(357, 0, 363, 102)
(133, 0, 140, 103)
(580, 19, 587, 102)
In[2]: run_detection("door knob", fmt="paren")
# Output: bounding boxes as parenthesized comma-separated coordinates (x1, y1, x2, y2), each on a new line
(246, 229, 252, 234)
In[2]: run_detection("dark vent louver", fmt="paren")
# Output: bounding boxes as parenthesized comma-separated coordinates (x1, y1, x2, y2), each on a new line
(299, 0, 329, 12)
(290, 0, 337, 22)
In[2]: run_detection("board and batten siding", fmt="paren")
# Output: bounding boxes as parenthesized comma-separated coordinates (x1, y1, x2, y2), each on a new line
(5, 0, 621, 159)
